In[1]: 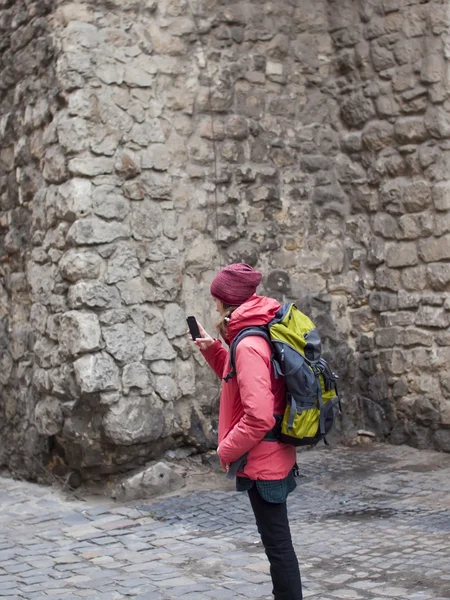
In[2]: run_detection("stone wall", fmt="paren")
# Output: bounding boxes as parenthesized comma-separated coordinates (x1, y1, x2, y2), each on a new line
(332, 0, 450, 450)
(0, 0, 59, 477)
(1, 0, 449, 481)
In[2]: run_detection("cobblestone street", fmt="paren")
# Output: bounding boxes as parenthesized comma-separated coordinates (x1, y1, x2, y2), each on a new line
(1, 444, 449, 600)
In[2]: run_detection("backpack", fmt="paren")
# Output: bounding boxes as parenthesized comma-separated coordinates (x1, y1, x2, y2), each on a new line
(224, 302, 341, 448)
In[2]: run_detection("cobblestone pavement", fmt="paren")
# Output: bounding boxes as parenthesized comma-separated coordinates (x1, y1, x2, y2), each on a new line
(1, 444, 450, 600)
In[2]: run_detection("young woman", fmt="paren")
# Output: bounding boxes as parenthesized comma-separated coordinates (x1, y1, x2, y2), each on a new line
(191, 262, 303, 600)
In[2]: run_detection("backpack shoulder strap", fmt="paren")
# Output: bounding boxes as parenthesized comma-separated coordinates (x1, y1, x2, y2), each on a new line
(223, 326, 271, 382)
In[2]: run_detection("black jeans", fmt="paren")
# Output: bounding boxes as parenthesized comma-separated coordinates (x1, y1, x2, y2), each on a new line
(248, 486, 303, 600)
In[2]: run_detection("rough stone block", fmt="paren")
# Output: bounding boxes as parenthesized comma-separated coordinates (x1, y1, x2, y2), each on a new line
(95, 62, 124, 85)
(57, 117, 89, 153)
(175, 360, 196, 396)
(435, 213, 450, 237)
(34, 396, 64, 435)
(375, 266, 401, 291)
(419, 234, 450, 262)
(143, 260, 182, 301)
(67, 217, 130, 245)
(59, 249, 103, 282)
(144, 331, 176, 361)
(106, 243, 140, 284)
(102, 393, 165, 445)
(59, 311, 101, 355)
(385, 243, 418, 268)
(164, 303, 188, 340)
(432, 181, 450, 211)
(116, 277, 154, 305)
(374, 327, 401, 348)
(103, 322, 145, 363)
(130, 200, 163, 241)
(371, 43, 395, 72)
(372, 213, 399, 238)
(369, 291, 398, 312)
(379, 311, 415, 327)
(420, 47, 445, 84)
(424, 105, 450, 139)
(74, 352, 120, 393)
(92, 185, 129, 221)
(401, 265, 427, 291)
(55, 178, 93, 221)
(130, 304, 164, 335)
(68, 155, 115, 177)
(68, 281, 121, 309)
(362, 120, 395, 152)
(402, 180, 431, 212)
(141, 144, 170, 171)
(427, 263, 450, 291)
(155, 375, 179, 402)
(416, 305, 448, 328)
(397, 214, 422, 240)
(123, 362, 152, 393)
(112, 460, 185, 501)
(43, 146, 68, 183)
(225, 115, 249, 140)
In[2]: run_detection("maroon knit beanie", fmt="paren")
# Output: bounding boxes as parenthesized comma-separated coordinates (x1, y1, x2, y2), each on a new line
(210, 263, 262, 306)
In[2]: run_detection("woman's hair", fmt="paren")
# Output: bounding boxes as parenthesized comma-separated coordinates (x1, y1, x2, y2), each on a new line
(215, 303, 240, 339)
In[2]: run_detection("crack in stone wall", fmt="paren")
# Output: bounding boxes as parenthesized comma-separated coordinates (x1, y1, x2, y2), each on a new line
(1, 0, 449, 481)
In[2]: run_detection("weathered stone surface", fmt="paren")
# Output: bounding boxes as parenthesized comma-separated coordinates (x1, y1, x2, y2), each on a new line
(155, 375, 179, 402)
(175, 359, 196, 396)
(57, 117, 89, 153)
(416, 305, 448, 328)
(130, 304, 164, 334)
(74, 352, 120, 393)
(43, 146, 68, 183)
(432, 181, 450, 211)
(419, 234, 450, 262)
(402, 180, 431, 212)
(144, 260, 182, 301)
(103, 321, 145, 363)
(164, 303, 187, 339)
(130, 200, 163, 241)
(68, 155, 115, 177)
(92, 186, 129, 220)
(122, 362, 152, 393)
(340, 92, 375, 129)
(112, 460, 185, 501)
(59, 311, 101, 355)
(59, 249, 103, 282)
(68, 281, 121, 309)
(67, 217, 130, 245)
(424, 106, 450, 139)
(102, 393, 165, 445)
(34, 396, 64, 436)
(401, 266, 427, 291)
(362, 121, 394, 152)
(394, 117, 427, 144)
(427, 263, 450, 290)
(106, 243, 140, 284)
(385, 243, 418, 268)
(144, 331, 176, 361)
(55, 178, 92, 221)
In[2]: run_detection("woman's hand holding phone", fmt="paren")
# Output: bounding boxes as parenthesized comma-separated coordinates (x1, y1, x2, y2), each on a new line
(186, 317, 215, 350)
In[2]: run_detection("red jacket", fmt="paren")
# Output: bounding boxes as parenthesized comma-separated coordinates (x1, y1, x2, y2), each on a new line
(201, 295, 296, 480)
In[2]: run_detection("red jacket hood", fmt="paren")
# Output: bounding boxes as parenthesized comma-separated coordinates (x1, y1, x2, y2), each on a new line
(226, 295, 281, 343)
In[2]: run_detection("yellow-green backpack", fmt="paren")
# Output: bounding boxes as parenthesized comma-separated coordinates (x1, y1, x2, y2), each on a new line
(225, 302, 341, 447)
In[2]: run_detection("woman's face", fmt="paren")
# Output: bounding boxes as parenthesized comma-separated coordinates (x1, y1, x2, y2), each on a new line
(214, 297, 225, 315)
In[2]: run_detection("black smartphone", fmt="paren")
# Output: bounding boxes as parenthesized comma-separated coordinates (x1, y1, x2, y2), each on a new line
(186, 316, 201, 340)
